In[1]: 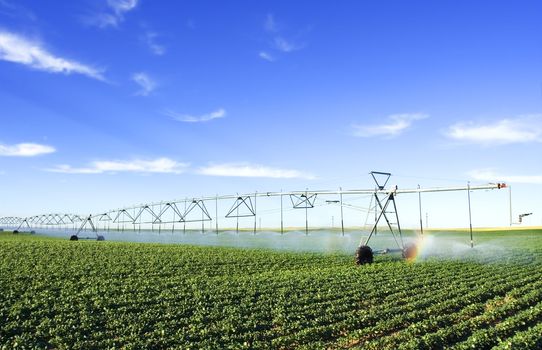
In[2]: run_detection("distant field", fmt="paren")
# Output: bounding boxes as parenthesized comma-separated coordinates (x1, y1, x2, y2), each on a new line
(1, 230, 541, 349)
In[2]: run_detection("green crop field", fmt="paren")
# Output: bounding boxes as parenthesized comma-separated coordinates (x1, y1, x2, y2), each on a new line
(1, 230, 542, 349)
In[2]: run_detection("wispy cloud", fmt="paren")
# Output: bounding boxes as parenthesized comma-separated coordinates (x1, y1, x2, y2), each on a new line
(198, 163, 315, 179)
(46, 158, 188, 174)
(165, 108, 226, 123)
(0, 31, 105, 80)
(141, 31, 165, 56)
(0, 142, 56, 157)
(87, 0, 138, 28)
(0, 0, 36, 20)
(108, 0, 137, 15)
(259, 51, 275, 62)
(86, 13, 118, 28)
(131, 72, 156, 96)
(353, 113, 428, 138)
(273, 37, 303, 53)
(264, 13, 278, 33)
(469, 169, 542, 185)
(446, 115, 542, 145)
(259, 13, 306, 61)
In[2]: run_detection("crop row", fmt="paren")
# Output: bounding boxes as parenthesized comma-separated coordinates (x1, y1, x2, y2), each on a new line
(1, 233, 542, 349)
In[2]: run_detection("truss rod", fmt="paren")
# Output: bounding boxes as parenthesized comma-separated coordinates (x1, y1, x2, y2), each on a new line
(91, 183, 505, 212)
(1, 183, 505, 228)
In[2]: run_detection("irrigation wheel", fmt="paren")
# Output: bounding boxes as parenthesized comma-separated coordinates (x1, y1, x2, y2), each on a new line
(355, 245, 374, 265)
(402, 243, 418, 260)
(69, 235, 79, 241)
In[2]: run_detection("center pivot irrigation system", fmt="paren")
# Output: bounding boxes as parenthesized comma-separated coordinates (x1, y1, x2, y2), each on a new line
(354, 172, 505, 264)
(1, 171, 506, 264)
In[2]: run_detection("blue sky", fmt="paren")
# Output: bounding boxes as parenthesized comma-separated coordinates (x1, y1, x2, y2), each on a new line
(1, 0, 541, 228)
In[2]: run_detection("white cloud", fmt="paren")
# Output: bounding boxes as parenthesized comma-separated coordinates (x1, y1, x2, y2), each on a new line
(353, 113, 428, 138)
(198, 163, 315, 179)
(446, 115, 542, 145)
(46, 158, 188, 174)
(260, 14, 306, 60)
(469, 169, 542, 185)
(108, 0, 137, 15)
(88, 13, 119, 28)
(0, 31, 105, 80)
(274, 37, 303, 53)
(0, 0, 36, 20)
(47, 164, 102, 174)
(264, 14, 278, 33)
(88, 0, 138, 28)
(132, 72, 156, 96)
(165, 108, 226, 123)
(0, 142, 56, 157)
(142, 31, 165, 56)
(259, 51, 275, 62)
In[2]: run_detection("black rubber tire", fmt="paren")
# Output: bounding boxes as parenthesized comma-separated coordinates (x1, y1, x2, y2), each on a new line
(30, 230, 36, 234)
(96, 235, 105, 241)
(403, 243, 418, 260)
(355, 245, 374, 265)
(13, 230, 19, 234)
(69, 235, 79, 241)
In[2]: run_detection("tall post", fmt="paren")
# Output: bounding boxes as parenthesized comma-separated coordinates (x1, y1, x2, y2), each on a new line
(216, 195, 219, 234)
(253, 192, 257, 235)
(374, 193, 378, 236)
(201, 200, 204, 234)
(280, 190, 284, 235)
(148, 208, 152, 233)
(158, 204, 161, 235)
(418, 184, 424, 236)
(467, 182, 473, 248)
(138, 209, 142, 234)
(132, 209, 136, 233)
(183, 198, 187, 234)
(171, 205, 175, 234)
(305, 189, 308, 236)
(390, 193, 404, 248)
(340, 187, 345, 236)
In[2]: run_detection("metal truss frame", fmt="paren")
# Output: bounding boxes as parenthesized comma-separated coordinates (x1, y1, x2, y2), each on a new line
(361, 172, 404, 251)
(96, 213, 113, 222)
(76, 215, 98, 237)
(182, 199, 212, 223)
(113, 209, 136, 223)
(16, 218, 31, 231)
(0, 216, 23, 226)
(155, 202, 185, 223)
(0, 172, 507, 246)
(289, 193, 317, 209)
(133, 205, 162, 224)
(226, 196, 256, 218)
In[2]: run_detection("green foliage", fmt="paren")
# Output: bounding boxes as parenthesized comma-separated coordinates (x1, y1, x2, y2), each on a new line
(1, 232, 541, 349)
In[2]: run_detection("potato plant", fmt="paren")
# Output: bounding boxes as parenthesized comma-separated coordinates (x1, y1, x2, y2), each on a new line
(1, 231, 541, 349)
